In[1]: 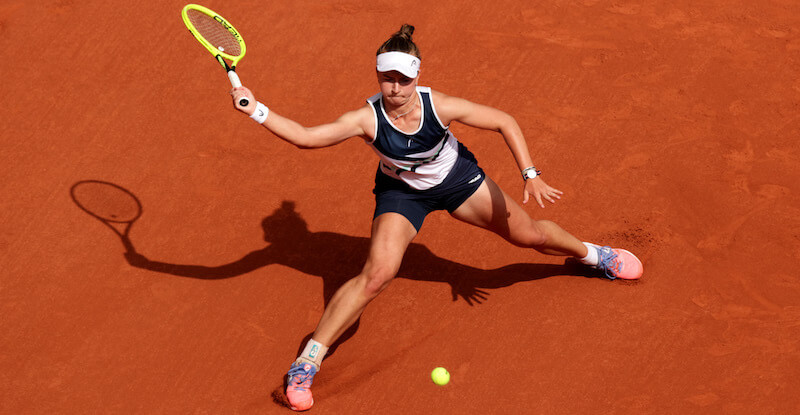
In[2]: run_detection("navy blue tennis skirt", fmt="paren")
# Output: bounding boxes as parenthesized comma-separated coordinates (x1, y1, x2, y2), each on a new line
(373, 142, 485, 231)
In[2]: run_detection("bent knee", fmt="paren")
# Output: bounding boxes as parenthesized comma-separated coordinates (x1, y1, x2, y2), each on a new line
(360, 265, 398, 297)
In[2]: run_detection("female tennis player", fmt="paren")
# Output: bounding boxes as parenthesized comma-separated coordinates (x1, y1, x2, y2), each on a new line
(230, 25, 643, 411)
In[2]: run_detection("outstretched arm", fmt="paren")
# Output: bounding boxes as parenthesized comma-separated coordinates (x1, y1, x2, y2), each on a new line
(230, 86, 372, 149)
(431, 90, 562, 208)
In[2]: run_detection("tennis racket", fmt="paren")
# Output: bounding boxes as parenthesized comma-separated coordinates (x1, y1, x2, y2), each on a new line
(71, 180, 142, 253)
(182, 4, 249, 106)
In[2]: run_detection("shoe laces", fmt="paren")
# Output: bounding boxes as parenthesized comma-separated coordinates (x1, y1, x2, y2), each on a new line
(595, 245, 620, 280)
(287, 364, 316, 392)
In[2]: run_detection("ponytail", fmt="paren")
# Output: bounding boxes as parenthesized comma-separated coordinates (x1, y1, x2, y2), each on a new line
(377, 24, 420, 59)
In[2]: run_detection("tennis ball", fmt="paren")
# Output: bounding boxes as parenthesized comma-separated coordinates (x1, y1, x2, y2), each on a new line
(431, 367, 450, 386)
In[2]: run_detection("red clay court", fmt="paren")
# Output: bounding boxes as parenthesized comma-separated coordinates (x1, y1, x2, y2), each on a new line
(2, 0, 799, 413)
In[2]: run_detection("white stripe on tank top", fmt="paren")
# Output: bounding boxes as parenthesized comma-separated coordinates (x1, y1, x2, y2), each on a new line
(366, 86, 459, 190)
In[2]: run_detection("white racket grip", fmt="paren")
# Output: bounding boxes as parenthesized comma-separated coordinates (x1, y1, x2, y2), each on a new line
(228, 70, 242, 88)
(228, 71, 249, 107)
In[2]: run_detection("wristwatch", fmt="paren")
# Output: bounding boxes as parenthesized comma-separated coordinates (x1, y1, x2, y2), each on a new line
(521, 166, 541, 180)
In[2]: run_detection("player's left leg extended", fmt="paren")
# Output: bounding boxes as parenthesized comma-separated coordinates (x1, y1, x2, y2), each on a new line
(450, 177, 586, 256)
(450, 177, 642, 279)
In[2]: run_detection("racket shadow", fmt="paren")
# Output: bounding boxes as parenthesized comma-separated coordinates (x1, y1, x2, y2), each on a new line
(70, 180, 142, 254)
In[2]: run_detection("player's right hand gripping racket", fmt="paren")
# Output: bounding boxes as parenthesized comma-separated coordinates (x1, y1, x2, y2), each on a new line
(182, 4, 249, 106)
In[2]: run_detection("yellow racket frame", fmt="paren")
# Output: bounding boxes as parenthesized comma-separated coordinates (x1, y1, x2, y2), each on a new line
(181, 4, 247, 71)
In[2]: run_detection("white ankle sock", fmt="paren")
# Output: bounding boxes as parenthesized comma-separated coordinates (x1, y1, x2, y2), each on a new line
(579, 242, 599, 266)
(297, 338, 328, 369)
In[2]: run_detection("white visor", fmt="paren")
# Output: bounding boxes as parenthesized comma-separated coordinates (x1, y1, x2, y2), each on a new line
(376, 52, 420, 78)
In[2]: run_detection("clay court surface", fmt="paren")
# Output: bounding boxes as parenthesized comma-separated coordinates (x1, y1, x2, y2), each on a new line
(2, 0, 799, 413)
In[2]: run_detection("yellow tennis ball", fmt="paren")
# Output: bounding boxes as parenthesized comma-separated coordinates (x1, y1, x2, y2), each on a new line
(431, 367, 450, 385)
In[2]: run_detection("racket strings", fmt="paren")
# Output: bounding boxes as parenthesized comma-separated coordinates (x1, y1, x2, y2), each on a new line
(186, 9, 242, 57)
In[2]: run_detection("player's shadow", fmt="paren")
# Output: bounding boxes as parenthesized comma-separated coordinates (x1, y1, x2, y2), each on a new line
(122, 200, 601, 358)
(124, 200, 597, 302)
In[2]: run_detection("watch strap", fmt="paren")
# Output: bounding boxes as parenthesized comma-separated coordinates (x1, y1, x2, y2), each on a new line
(521, 166, 541, 180)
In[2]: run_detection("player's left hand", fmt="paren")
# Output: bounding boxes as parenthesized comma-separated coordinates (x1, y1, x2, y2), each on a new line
(523, 177, 562, 208)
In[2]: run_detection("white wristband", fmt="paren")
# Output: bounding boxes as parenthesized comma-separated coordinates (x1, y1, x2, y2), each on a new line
(250, 102, 269, 124)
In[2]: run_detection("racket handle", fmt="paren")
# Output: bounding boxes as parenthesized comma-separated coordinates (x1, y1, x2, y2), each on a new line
(227, 70, 249, 107)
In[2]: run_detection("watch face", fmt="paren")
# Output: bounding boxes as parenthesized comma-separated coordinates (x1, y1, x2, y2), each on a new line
(525, 170, 537, 179)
